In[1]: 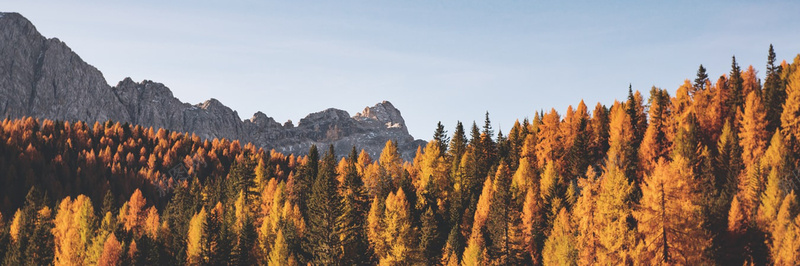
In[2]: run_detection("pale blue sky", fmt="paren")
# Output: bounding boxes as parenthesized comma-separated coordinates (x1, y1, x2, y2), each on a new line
(5, 1, 800, 140)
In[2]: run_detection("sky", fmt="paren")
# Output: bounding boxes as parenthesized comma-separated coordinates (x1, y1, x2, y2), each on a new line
(4, 1, 800, 140)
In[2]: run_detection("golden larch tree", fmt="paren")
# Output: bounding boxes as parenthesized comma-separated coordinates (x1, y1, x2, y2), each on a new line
(542, 207, 577, 266)
(573, 167, 600, 265)
(780, 60, 800, 157)
(635, 157, 710, 265)
(536, 109, 562, 169)
(739, 91, 769, 169)
(97, 233, 122, 266)
(379, 188, 419, 265)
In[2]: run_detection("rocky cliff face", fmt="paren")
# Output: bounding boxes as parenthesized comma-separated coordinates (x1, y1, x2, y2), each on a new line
(0, 12, 424, 159)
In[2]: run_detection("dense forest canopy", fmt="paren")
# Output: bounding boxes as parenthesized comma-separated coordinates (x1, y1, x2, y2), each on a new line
(1, 46, 800, 265)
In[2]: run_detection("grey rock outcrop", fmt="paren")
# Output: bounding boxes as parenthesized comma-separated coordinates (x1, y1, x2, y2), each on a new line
(0, 12, 424, 160)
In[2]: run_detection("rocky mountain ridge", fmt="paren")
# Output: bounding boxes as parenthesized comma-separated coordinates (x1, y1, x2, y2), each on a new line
(0, 12, 424, 159)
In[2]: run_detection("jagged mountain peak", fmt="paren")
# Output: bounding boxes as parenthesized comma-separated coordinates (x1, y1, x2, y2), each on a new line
(0, 12, 425, 159)
(354, 100, 408, 133)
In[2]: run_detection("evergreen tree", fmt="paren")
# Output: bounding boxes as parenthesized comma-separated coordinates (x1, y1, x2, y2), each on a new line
(339, 147, 370, 265)
(433, 121, 450, 157)
(449, 121, 468, 172)
(487, 163, 524, 264)
(694, 64, 709, 93)
(729, 56, 745, 115)
(639, 87, 672, 176)
(292, 145, 318, 216)
(306, 145, 342, 265)
(763, 44, 786, 133)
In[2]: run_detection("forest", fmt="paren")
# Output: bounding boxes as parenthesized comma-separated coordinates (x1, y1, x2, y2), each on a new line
(0, 45, 799, 265)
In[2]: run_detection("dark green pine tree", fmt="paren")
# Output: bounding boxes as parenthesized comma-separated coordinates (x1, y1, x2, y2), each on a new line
(476, 112, 498, 180)
(487, 163, 522, 264)
(672, 112, 702, 174)
(694, 64, 709, 94)
(506, 120, 528, 171)
(566, 118, 590, 180)
(715, 119, 743, 197)
(24, 205, 54, 266)
(433, 122, 450, 157)
(4, 187, 50, 266)
(0, 210, 7, 264)
(469, 121, 481, 150)
(417, 174, 446, 265)
(728, 56, 745, 115)
(306, 145, 342, 265)
(339, 147, 370, 265)
(448, 121, 468, 173)
(625, 86, 645, 182)
(228, 154, 257, 204)
(231, 214, 256, 266)
(497, 130, 511, 167)
(292, 145, 319, 217)
(763, 44, 786, 133)
(202, 208, 225, 266)
(162, 182, 197, 265)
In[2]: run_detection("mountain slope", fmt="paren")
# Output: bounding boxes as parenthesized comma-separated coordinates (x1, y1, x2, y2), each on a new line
(0, 12, 424, 159)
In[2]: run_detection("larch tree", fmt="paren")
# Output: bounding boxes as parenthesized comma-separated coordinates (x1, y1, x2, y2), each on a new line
(53, 195, 96, 266)
(573, 167, 600, 265)
(769, 192, 800, 264)
(268, 229, 293, 266)
(635, 157, 710, 265)
(97, 233, 122, 266)
(122, 189, 146, 234)
(380, 188, 419, 265)
(607, 101, 637, 184)
(186, 207, 207, 265)
(542, 208, 577, 266)
(739, 91, 769, 169)
(781, 56, 800, 160)
(595, 161, 636, 264)
(536, 109, 562, 169)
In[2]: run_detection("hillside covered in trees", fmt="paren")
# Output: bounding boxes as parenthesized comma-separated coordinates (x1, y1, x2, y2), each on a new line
(1, 46, 800, 265)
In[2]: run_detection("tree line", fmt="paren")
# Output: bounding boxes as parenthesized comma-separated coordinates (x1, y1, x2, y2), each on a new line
(0, 45, 799, 265)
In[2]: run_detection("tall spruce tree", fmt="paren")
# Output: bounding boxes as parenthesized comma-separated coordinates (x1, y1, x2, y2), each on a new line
(434, 122, 450, 157)
(694, 64, 709, 93)
(306, 145, 342, 265)
(763, 44, 786, 133)
(339, 147, 370, 265)
(729, 56, 745, 115)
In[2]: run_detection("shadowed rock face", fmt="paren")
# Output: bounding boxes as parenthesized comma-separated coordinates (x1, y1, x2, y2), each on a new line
(0, 12, 425, 160)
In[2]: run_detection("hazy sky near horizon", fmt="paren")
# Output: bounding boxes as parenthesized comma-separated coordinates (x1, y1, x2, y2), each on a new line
(5, 1, 800, 140)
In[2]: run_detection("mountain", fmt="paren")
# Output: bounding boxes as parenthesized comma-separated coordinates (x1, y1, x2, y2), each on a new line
(0, 12, 424, 159)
